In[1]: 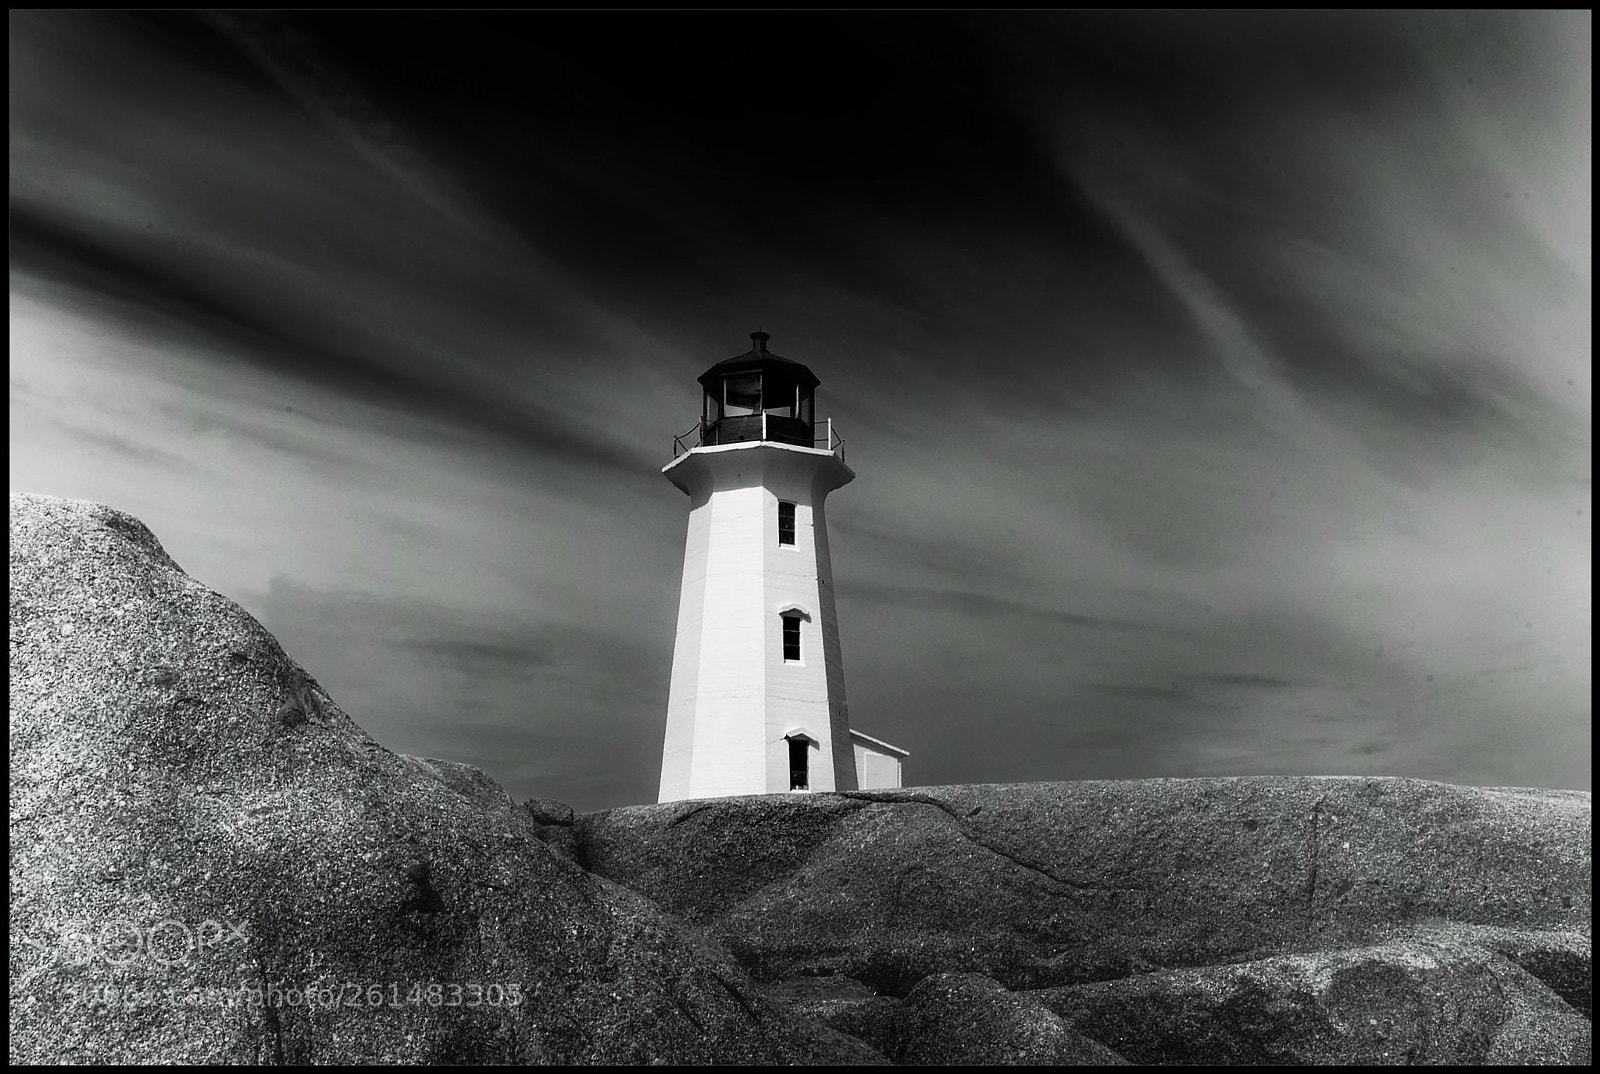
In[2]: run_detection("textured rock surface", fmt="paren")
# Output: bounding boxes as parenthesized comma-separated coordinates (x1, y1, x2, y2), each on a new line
(578, 780, 1591, 995)
(8, 494, 880, 1065)
(523, 797, 580, 861)
(893, 973, 1128, 1065)
(758, 975, 903, 1058)
(1030, 928, 1591, 1064)
(758, 972, 1127, 1064)
(12, 493, 1591, 1064)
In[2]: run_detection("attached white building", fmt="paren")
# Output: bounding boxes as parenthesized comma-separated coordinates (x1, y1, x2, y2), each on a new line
(658, 332, 907, 802)
(850, 729, 910, 792)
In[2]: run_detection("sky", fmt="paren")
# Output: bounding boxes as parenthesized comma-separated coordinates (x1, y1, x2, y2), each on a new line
(10, 11, 1591, 810)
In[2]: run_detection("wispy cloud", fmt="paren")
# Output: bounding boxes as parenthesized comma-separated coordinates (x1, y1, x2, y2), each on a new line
(850, 580, 1159, 634)
(10, 12, 1588, 806)
(1185, 672, 1299, 689)
(199, 11, 498, 238)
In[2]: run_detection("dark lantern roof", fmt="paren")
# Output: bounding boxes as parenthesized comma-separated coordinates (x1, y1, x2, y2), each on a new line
(697, 331, 821, 393)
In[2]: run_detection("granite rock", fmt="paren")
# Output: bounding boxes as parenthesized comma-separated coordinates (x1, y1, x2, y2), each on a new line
(893, 973, 1128, 1065)
(578, 779, 1590, 995)
(8, 494, 879, 1065)
(1030, 928, 1591, 1064)
(13, 493, 1589, 1065)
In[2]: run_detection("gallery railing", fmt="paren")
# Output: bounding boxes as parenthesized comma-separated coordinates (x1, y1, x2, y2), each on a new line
(672, 414, 844, 461)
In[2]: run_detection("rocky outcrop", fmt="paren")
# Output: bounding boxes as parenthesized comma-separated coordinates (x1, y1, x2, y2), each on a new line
(577, 781, 1591, 996)
(8, 494, 881, 1065)
(757, 972, 1128, 1064)
(1031, 926, 1590, 1064)
(891, 973, 1128, 1065)
(523, 797, 580, 862)
(757, 975, 904, 1057)
(578, 774, 1590, 1061)
(11, 493, 1591, 1064)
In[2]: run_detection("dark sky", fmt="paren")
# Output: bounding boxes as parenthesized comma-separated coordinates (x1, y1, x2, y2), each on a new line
(10, 11, 1591, 809)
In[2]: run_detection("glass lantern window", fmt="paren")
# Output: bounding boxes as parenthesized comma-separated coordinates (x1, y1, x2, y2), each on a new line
(724, 373, 761, 415)
(762, 379, 796, 418)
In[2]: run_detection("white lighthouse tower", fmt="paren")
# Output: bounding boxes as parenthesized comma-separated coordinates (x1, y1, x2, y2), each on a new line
(658, 332, 904, 803)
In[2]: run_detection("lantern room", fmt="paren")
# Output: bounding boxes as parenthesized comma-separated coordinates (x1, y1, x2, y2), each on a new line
(695, 331, 820, 448)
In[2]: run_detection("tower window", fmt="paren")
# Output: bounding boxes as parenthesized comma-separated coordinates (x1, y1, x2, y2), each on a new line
(782, 614, 801, 662)
(777, 501, 796, 546)
(788, 736, 809, 790)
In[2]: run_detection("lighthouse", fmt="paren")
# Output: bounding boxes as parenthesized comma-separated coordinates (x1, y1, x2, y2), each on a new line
(658, 332, 906, 803)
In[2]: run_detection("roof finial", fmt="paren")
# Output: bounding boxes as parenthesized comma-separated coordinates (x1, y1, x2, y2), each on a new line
(750, 330, 770, 354)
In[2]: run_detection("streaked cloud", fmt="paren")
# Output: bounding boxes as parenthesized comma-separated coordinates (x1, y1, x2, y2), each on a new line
(10, 11, 1589, 808)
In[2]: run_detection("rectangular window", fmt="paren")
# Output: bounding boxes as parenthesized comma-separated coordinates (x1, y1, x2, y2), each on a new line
(789, 737, 809, 790)
(777, 501, 796, 546)
(782, 615, 801, 661)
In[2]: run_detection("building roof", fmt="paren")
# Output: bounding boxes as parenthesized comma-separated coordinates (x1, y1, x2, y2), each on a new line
(849, 729, 910, 758)
(697, 332, 821, 393)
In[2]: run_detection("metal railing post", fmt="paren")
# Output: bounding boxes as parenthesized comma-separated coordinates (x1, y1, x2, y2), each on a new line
(671, 421, 707, 459)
